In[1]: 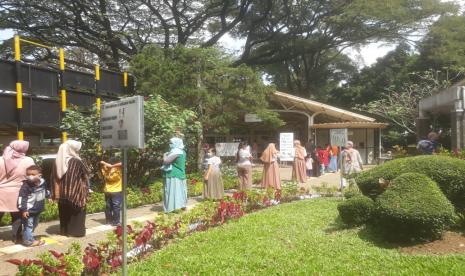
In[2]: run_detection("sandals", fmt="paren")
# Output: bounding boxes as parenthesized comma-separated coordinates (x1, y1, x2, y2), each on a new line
(28, 240, 45, 247)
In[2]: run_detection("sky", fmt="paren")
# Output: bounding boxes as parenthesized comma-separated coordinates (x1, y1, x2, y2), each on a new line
(1, 0, 463, 69)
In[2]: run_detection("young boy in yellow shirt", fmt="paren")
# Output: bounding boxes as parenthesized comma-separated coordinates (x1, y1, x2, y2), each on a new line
(100, 157, 122, 226)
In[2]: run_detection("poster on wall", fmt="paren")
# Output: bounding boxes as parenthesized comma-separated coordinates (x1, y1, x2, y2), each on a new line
(279, 132, 294, 161)
(330, 128, 348, 147)
(215, 142, 240, 157)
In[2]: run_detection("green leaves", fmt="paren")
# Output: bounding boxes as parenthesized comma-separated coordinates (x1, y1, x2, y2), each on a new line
(131, 46, 281, 134)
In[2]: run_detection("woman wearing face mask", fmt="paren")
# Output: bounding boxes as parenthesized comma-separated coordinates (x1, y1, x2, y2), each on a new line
(0, 140, 35, 243)
(51, 140, 89, 237)
(162, 137, 187, 212)
(203, 148, 224, 200)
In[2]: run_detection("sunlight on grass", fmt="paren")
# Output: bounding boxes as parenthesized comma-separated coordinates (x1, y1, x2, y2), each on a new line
(129, 199, 465, 275)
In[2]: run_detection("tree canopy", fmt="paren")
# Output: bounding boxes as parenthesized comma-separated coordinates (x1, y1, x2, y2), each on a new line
(130, 46, 280, 134)
(0, 0, 454, 79)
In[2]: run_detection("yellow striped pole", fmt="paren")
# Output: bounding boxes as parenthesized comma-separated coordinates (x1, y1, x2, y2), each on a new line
(14, 35, 24, 140)
(95, 65, 101, 114)
(59, 48, 67, 142)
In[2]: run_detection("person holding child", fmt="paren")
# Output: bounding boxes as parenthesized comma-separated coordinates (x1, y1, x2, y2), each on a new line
(18, 165, 49, 247)
(162, 137, 187, 213)
(100, 157, 122, 226)
(203, 148, 224, 200)
(0, 140, 35, 243)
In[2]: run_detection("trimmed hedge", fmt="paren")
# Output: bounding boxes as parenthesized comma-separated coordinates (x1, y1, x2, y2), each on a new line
(355, 155, 465, 210)
(375, 173, 455, 242)
(338, 195, 375, 226)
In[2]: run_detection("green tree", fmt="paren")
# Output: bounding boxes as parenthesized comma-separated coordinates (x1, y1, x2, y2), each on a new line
(130, 46, 281, 167)
(234, 0, 455, 97)
(355, 71, 449, 139)
(419, 15, 465, 74)
(330, 44, 418, 107)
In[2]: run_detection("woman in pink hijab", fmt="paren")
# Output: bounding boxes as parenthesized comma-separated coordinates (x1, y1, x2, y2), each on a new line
(0, 140, 35, 242)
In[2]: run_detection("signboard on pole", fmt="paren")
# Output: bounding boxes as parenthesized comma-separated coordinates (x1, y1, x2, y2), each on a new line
(100, 96, 144, 149)
(215, 142, 240, 157)
(330, 128, 348, 147)
(99, 96, 145, 276)
(279, 132, 294, 161)
(244, 113, 262, 123)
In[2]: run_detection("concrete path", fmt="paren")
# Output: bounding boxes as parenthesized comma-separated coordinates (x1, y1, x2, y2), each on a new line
(0, 197, 202, 276)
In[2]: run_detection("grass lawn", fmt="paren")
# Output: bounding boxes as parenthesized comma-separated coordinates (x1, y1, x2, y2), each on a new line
(129, 199, 465, 275)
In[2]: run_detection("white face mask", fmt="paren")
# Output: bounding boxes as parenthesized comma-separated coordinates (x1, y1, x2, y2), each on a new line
(26, 175, 41, 183)
(206, 152, 213, 158)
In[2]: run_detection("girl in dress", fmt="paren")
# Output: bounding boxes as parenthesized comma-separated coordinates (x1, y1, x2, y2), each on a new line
(203, 148, 224, 200)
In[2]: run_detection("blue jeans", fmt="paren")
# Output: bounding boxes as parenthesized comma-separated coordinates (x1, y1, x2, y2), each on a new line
(22, 214, 39, 246)
(105, 192, 122, 226)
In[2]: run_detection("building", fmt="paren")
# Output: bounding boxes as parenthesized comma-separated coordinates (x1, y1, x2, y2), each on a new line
(417, 83, 465, 149)
(206, 91, 387, 164)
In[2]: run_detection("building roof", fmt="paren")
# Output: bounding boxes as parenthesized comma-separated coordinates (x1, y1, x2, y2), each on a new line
(311, 122, 388, 129)
(272, 91, 376, 123)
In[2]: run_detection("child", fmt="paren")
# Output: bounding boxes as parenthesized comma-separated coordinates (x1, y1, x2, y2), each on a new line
(100, 157, 122, 226)
(203, 148, 224, 200)
(305, 153, 313, 178)
(18, 165, 49, 247)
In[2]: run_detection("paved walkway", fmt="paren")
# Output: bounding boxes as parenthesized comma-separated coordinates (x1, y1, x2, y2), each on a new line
(0, 167, 343, 275)
(0, 198, 202, 276)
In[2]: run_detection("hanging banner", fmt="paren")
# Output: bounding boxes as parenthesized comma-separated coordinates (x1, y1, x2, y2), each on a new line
(215, 142, 240, 157)
(279, 132, 294, 161)
(330, 128, 348, 147)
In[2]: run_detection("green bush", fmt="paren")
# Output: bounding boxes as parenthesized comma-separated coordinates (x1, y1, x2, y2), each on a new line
(337, 195, 375, 226)
(375, 173, 455, 242)
(355, 155, 465, 210)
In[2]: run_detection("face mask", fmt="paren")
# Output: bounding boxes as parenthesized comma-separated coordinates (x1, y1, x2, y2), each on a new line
(206, 153, 213, 158)
(26, 176, 41, 183)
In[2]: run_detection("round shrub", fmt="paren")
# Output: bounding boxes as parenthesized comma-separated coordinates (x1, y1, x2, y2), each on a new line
(338, 195, 375, 226)
(355, 155, 465, 210)
(375, 173, 455, 242)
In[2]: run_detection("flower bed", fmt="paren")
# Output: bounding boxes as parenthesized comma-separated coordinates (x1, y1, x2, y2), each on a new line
(0, 173, 239, 226)
(8, 182, 313, 275)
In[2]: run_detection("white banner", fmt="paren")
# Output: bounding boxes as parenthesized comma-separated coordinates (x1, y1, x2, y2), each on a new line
(330, 129, 348, 147)
(100, 96, 145, 149)
(279, 133, 294, 161)
(215, 142, 240, 157)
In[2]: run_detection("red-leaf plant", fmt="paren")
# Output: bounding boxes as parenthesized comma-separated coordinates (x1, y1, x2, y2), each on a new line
(7, 249, 71, 276)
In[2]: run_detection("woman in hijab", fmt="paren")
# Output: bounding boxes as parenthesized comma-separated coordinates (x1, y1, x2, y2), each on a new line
(260, 143, 281, 190)
(51, 140, 89, 237)
(0, 140, 35, 242)
(292, 140, 307, 184)
(236, 142, 253, 190)
(162, 137, 187, 213)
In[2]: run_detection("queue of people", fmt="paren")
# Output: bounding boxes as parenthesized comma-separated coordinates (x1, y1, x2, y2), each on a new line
(0, 134, 365, 248)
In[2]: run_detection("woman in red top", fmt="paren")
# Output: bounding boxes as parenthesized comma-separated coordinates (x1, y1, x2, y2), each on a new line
(317, 146, 329, 175)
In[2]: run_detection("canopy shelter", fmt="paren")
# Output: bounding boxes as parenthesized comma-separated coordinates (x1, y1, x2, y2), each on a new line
(268, 92, 387, 164)
(417, 84, 465, 149)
